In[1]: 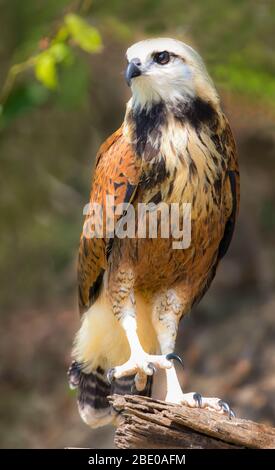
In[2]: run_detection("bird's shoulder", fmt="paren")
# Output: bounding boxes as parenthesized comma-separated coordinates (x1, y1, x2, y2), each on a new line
(92, 126, 141, 203)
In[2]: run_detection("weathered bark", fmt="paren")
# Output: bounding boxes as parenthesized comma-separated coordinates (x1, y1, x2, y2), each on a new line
(109, 394, 275, 449)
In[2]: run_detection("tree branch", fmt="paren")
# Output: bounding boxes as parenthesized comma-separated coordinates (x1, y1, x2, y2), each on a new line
(109, 395, 275, 449)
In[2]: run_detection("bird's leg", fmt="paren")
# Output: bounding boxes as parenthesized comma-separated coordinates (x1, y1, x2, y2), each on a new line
(108, 312, 172, 384)
(153, 290, 235, 418)
(108, 282, 172, 385)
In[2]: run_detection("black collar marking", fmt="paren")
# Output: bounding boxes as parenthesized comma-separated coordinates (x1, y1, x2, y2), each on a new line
(171, 97, 217, 129)
(131, 101, 167, 156)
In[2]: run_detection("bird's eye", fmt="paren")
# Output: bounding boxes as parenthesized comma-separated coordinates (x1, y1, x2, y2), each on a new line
(153, 51, 170, 65)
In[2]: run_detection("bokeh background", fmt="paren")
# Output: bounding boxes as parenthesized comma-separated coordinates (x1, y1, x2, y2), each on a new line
(1, 0, 275, 448)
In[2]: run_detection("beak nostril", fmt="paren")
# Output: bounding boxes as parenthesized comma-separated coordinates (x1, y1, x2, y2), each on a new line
(131, 57, 142, 67)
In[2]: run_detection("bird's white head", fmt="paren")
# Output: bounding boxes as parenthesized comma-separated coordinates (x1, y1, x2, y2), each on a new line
(125, 38, 219, 110)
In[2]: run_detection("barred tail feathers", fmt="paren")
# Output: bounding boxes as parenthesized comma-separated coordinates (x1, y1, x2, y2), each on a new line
(68, 362, 153, 428)
(70, 291, 157, 428)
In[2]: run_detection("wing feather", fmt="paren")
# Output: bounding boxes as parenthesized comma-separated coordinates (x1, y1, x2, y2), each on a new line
(192, 116, 240, 306)
(78, 127, 141, 314)
(217, 116, 240, 261)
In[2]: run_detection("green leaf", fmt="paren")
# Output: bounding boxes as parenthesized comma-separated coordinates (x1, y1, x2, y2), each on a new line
(35, 52, 58, 89)
(65, 13, 102, 53)
(48, 43, 72, 64)
(54, 25, 70, 44)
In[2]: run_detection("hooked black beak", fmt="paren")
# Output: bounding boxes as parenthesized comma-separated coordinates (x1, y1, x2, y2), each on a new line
(125, 60, 142, 86)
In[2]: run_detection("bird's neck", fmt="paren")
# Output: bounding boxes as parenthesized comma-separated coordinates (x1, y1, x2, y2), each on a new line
(124, 96, 219, 159)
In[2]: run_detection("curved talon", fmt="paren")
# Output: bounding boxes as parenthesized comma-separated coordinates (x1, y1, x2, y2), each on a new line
(107, 368, 115, 384)
(131, 383, 136, 393)
(218, 399, 235, 419)
(193, 392, 202, 408)
(166, 353, 184, 368)
(67, 360, 80, 375)
(147, 363, 157, 374)
(218, 399, 229, 412)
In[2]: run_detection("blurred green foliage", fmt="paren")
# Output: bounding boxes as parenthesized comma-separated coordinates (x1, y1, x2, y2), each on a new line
(0, 5, 102, 127)
(33, 12, 102, 90)
(0, 0, 274, 309)
(2, 0, 275, 126)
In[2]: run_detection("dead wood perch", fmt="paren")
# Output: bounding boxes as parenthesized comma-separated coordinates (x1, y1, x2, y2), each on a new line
(109, 395, 275, 449)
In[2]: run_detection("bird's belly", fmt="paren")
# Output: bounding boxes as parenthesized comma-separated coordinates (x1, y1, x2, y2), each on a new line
(130, 191, 224, 294)
(73, 291, 158, 371)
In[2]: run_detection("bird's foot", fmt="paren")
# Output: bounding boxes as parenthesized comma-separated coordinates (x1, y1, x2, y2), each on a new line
(67, 360, 82, 390)
(107, 352, 182, 388)
(166, 391, 235, 419)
